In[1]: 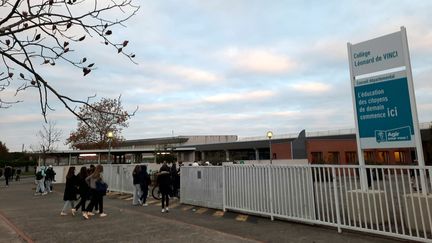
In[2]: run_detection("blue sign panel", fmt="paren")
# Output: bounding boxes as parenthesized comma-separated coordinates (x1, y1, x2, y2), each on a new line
(354, 72, 415, 148)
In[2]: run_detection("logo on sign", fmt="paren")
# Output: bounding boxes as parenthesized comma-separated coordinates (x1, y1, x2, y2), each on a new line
(374, 126, 412, 143)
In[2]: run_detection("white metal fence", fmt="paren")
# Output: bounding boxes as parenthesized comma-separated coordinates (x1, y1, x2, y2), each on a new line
(180, 166, 223, 209)
(180, 164, 432, 242)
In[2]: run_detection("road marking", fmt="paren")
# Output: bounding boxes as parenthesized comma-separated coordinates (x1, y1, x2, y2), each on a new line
(182, 205, 194, 211)
(0, 210, 34, 243)
(195, 208, 208, 214)
(118, 195, 132, 200)
(213, 211, 225, 217)
(124, 197, 133, 201)
(169, 203, 180, 209)
(235, 214, 248, 222)
(147, 200, 159, 205)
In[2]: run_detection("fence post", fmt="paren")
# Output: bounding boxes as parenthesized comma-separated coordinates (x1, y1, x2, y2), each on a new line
(332, 167, 342, 233)
(222, 165, 226, 212)
(268, 165, 274, 221)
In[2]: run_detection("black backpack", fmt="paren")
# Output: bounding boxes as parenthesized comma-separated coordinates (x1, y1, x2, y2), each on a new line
(36, 171, 43, 180)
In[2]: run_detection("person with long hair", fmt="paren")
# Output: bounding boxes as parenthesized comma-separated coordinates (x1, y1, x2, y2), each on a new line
(74, 166, 90, 219)
(60, 167, 78, 216)
(157, 162, 171, 213)
(84, 165, 107, 218)
(132, 165, 142, 206)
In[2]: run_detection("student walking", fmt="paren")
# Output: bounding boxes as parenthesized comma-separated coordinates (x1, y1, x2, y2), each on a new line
(45, 165, 56, 193)
(157, 163, 171, 213)
(74, 167, 90, 218)
(4, 166, 12, 187)
(85, 165, 108, 218)
(132, 165, 142, 206)
(35, 167, 47, 195)
(60, 167, 78, 216)
(139, 165, 150, 206)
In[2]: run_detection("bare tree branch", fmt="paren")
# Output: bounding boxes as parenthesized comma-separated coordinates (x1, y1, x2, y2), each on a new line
(0, 0, 139, 122)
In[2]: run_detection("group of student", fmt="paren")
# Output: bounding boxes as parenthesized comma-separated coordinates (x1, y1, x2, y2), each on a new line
(61, 164, 108, 219)
(132, 161, 181, 213)
(34, 165, 56, 195)
(1, 166, 22, 186)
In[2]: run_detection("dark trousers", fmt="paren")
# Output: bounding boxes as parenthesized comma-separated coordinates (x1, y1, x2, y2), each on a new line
(161, 193, 169, 208)
(140, 186, 148, 204)
(86, 189, 103, 213)
(5, 176, 9, 186)
(75, 194, 87, 211)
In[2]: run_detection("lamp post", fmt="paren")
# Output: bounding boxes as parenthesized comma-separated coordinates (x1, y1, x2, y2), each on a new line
(107, 131, 113, 164)
(267, 131, 273, 165)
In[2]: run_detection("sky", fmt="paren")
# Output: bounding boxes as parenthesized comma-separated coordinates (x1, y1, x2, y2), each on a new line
(1, 0, 432, 152)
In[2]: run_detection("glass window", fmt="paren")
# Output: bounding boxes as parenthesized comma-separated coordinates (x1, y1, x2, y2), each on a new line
(377, 151, 389, 164)
(345, 151, 357, 164)
(311, 152, 323, 164)
(394, 151, 406, 163)
(327, 152, 340, 164)
(364, 151, 375, 163)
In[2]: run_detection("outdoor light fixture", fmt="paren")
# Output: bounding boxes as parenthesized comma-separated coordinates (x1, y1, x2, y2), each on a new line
(267, 131, 273, 165)
(107, 131, 114, 164)
(267, 131, 273, 139)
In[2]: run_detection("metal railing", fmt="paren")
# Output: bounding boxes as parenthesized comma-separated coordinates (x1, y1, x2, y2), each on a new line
(180, 164, 432, 242)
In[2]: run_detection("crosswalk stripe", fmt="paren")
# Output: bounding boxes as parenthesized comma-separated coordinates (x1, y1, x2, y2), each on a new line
(124, 197, 133, 201)
(147, 200, 159, 205)
(169, 203, 180, 209)
(213, 211, 225, 217)
(182, 205, 194, 211)
(195, 208, 208, 214)
(235, 214, 248, 222)
(118, 195, 132, 199)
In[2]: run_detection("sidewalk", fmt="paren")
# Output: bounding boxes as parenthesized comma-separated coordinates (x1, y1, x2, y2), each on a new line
(0, 178, 400, 242)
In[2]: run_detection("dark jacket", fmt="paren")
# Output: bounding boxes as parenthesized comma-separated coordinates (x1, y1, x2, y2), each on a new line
(139, 167, 149, 187)
(4, 167, 12, 177)
(63, 175, 78, 201)
(76, 174, 89, 197)
(157, 165, 172, 194)
(133, 170, 141, 185)
(45, 168, 56, 181)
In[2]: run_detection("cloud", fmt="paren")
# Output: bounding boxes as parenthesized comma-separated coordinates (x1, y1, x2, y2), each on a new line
(204, 90, 274, 104)
(290, 82, 332, 93)
(222, 48, 298, 74)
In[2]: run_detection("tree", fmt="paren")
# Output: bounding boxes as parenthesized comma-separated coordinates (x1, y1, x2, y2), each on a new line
(0, 0, 139, 121)
(0, 141, 10, 160)
(66, 96, 129, 149)
(33, 120, 62, 164)
(36, 120, 62, 152)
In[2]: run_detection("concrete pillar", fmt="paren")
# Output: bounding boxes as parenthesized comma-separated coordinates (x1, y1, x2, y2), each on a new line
(201, 151, 205, 161)
(225, 150, 230, 162)
(255, 148, 260, 161)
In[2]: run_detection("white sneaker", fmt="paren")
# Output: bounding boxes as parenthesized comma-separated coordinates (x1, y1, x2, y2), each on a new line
(143, 203, 148, 207)
(71, 208, 76, 216)
(87, 212, 95, 216)
(161, 209, 165, 213)
(99, 213, 107, 217)
(82, 212, 89, 220)
(60, 212, 67, 216)
(42, 192, 48, 195)
(165, 207, 169, 212)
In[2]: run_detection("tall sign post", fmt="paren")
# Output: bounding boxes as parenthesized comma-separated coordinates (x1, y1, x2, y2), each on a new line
(347, 27, 426, 193)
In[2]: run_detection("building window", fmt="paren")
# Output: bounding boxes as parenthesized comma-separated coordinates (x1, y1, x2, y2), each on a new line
(327, 152, 340, 164)
(394, 151, 407, 163)
(345, 152, 357, 164)
(377, 151, 389, 164)
(311, 152, 323, 164)
(364, 151, 375, 163)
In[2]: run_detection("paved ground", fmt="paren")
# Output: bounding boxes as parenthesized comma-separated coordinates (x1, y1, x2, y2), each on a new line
(0, 177, 403, 243)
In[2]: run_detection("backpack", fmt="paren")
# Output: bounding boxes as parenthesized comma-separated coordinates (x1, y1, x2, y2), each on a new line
(95, 180, 108, 195)
(36, 171, 43, 180)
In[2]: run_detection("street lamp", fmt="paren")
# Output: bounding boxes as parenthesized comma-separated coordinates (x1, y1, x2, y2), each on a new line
(107, 131, 114, 164)
(267, 131, 273, 165)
